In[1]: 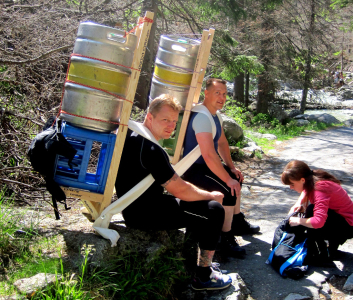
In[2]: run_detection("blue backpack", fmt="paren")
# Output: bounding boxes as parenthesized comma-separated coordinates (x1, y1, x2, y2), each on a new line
(266, 213, 308, 279)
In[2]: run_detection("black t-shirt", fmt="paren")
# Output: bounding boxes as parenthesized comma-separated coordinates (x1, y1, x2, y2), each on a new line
(115, 129, 175, 199)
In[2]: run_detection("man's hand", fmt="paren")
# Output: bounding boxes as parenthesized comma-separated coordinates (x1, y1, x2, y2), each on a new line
(231, 167, 244, 183)
(210, 191, 224, 204)
(226, 178, 241, 199)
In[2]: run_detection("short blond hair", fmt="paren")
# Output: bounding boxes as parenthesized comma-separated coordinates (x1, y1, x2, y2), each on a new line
(148, 94, 182, 116)
(206, 78, 227, 90)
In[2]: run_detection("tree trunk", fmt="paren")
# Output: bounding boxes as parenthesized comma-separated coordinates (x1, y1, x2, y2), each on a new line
(257, 73, 269, 113)
(300, 0, 315, 113)
(233, 72, 244, 104)
(245, 71, 250, 107)
(134, 0, 157, 109)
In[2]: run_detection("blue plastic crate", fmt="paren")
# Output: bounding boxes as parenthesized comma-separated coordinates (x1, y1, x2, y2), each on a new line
(54, 122, 116, 193)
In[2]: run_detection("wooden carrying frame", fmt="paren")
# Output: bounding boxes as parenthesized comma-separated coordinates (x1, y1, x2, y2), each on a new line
(171, 28, 215, 165)
(61, 11, 154, 220)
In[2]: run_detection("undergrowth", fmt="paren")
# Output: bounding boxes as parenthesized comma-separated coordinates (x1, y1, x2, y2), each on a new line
(0, 189, 187, 299)
(223, 100, 341, 153)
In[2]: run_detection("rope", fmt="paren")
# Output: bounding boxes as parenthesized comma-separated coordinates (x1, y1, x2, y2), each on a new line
(65, 79, 133, 103)
(123, 16, 154, 38)
(71, 53, 140, 72)
(60, 111, 126, 126)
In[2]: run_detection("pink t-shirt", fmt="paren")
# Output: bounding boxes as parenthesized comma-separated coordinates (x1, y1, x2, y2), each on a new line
(304, 181, 353, 228)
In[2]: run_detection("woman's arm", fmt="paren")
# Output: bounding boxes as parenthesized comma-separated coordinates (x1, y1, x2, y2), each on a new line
(288, 191, 308, 214)
(289, 217, 314, 228)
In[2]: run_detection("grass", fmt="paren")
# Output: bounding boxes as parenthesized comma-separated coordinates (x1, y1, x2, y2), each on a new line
(0, 189, 188, 299)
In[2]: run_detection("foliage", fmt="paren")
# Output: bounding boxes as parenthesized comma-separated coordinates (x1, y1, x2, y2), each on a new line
(219, 55, 264, 80)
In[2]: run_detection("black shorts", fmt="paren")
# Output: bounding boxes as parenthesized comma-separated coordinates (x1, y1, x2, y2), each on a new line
(183, 163, 241, 206)
(122, 194, 225, 250)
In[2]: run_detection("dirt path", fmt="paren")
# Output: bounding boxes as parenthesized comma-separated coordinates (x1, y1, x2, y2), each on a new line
(227, 126, 353, 300)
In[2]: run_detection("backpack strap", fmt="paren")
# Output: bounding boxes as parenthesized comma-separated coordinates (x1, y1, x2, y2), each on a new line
(279, 239, 308, 275)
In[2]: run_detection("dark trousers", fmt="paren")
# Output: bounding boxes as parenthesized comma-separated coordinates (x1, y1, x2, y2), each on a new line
(183, 163, 240, 207)
(122, 194, 225, 251)
(305, 204, 353, 245)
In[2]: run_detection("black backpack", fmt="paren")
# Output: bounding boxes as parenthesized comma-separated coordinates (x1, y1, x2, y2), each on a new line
(267, 212, 309, 279)
(27, 117, 77, 219)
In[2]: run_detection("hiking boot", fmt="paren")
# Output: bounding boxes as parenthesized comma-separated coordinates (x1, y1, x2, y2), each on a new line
(191, 269, 232, 291)
(218, 232, 246, 258)
(231, 212, 260, 235)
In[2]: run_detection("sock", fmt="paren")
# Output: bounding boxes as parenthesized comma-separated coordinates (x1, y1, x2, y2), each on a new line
(196, 266, 212, 282)
(221, 230, 233, 240)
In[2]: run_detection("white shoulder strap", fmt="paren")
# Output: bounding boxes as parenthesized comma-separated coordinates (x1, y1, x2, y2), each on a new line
(93, 119, 203, 246)
(191, 104, 222, 138)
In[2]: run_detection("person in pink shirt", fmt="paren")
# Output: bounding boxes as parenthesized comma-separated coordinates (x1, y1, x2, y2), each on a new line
(281, 160, 353, 257)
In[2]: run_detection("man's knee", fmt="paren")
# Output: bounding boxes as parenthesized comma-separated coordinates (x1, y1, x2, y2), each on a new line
(208, 200, 225, 222)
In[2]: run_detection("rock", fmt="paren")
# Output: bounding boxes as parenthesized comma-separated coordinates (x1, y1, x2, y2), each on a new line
(246, 132, 277, 140)
(262, 134, 277, 140)
(321, 282, 332, 299)
(229, 146, 239, 153)
(296, 119, 310, 126)
(338, 89, 353, 100)
(293, 114, 309, 119)
(343, 273, 353, 291)
(222, 114, 244, 142)
(268, 103, 288, 123)
(62, 223, 185, 271)
(267, 149, 278, 156)
(344, 119, 353, 127)
(244, 142, 263, 153)
(13, 273, 60, 298)
(288, 109, 301, 118)
(315, 113, 340, 124)
(283, 293, 311, 300)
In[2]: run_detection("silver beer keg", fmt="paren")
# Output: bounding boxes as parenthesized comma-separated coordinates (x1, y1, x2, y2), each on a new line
(61, 22, 137, 132)
(149, 35, 200, 107)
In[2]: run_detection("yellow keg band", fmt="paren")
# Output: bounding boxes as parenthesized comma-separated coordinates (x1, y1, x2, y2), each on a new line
(154, 65, 193, 86)
(68, 61, 129, 95)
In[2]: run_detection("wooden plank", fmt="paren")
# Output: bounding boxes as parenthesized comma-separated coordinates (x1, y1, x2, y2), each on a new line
(62, 187, 104, 203)
(171, 29, 214, 165)
(98, 11, 154, 214)
(193, 29, 215, 103)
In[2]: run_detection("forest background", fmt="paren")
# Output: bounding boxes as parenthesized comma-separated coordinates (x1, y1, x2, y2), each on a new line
(1, 0, 353, 298)
(1, 0, 353, 228)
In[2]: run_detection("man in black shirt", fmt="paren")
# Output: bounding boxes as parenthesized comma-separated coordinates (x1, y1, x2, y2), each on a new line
(116, 94, 232, 291)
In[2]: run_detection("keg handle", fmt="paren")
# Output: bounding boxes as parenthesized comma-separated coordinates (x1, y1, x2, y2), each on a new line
(107, 32, 127, 44)
(171, 44, 187, 52)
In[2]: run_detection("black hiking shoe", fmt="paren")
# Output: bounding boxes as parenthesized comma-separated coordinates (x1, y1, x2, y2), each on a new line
(218, 231, 246, 258)
(232, 212, 260, 235)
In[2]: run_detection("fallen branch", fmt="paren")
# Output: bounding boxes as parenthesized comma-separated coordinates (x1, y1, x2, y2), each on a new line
(0, 167, 33, 173)
(0, 178, 40, 189)
(0, 45, 73, 65)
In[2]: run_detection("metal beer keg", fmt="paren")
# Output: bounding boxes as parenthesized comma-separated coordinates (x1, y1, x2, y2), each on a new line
(149, 35, 200, 107)
(61, 22, 137, 132)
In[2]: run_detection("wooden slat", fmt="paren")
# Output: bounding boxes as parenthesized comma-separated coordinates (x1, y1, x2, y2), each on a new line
(171, 29, 215, 165)
(98, 11, 154, 214)
(193, 29, 215, 103)
(62, 187, 104, 203)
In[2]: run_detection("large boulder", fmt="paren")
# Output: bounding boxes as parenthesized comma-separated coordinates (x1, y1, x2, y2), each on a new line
(338, 88, 353, 100)
(296, 119, 310, 126)
(313, 113, 340, 124)
(288, 109, 301, 118)
(344, 119, 353, 127)
(268, 103, 288, 123)
(221, 114, 244, 142)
